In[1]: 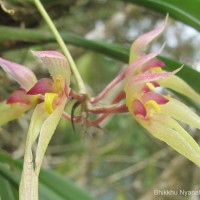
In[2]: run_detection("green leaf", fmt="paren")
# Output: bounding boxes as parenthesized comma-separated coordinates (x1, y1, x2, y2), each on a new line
(39, 170, 96, 200)
(0, 163, 20, 188)
(0, 175, 15, 200)
(0, 26, 129, 63)
(39, 183, 67, 200)
(123, 0, 200, 31)
(0, 26, 200, 100)
(0, 152, 96, 200)
(161, 56, 200, 94)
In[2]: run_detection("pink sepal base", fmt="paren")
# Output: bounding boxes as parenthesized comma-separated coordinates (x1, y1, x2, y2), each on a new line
(142, 92, 169, 105)
(132, 99, 147, 118)
(27, 78, 54, 95)
(7, 89, 30, 105)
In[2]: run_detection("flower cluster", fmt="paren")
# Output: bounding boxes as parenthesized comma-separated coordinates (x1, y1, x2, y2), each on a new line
(0, 51, 71, 199)
(0, 51, 71, 124)
(124, 17, 200, 167)
(1, 16, 200, 200)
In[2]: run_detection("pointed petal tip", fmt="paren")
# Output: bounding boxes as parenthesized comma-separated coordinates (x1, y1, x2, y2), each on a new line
(125, 46, 168, 87)
(165, 13, 169, 26)
(129, 16, 168, 62)
(172, 65, 183, 75)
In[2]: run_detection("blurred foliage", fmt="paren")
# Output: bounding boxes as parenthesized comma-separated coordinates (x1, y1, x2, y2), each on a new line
(124, 0, 200, 31)
(1, 0, 200, 200)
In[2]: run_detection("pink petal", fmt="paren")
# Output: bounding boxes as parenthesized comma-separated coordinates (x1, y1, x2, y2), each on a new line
(132, 99, 147, 118)
(125, 46, 165, 90)
(7, 90, 30, 105)
(27, 78, 55, 95)
(141, 58, 165, 72)
(128, 67, 181, 87)
(125, 67, 181, 97)
(129, 15, 168, 62)
(142, 92, 169, 105)
(126, 72, 170, 95)
(0, 58, 37, 91)
(32, 51, 71, 85)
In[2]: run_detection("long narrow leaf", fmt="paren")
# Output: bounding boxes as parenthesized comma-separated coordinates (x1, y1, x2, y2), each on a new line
(0, 164, 20, 189)
(0, 152, 96, 200)
(0, 26, 200, 98)
(39, 170, 96, 200)
(123, 0, 200, 31)
(0, 26, 129, 62)
(0, 175, 15, 200)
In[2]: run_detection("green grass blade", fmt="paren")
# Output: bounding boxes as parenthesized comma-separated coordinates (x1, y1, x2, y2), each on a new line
(39, 170, 96, 200)
(0, 26, 129, 62)
(123, 0, 200, 31)
(0, 152, 96, 200)
(0, 175, 15, 200)
(0, 26, 200, 103)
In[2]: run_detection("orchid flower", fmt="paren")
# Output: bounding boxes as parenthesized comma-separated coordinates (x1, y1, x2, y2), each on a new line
(0, 57, 38, 125)
(0, 51, 71, 200)
(125, 16, 200, 167)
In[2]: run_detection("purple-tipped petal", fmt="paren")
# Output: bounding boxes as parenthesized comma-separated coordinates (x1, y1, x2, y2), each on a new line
(129, 15, 168, 62)
(27, 78, 55, 95)
(128, 68, 180, 87)
(7, 90, 30, 105)
(133, 72, 171, 85)
(125, 45, 165, 90)
(132, 99, 147, 118)
(32, 51, 71, 85)
(142, 92, 169, 105)
(141, 58, 165, 72)
(0, 58, 37, 91)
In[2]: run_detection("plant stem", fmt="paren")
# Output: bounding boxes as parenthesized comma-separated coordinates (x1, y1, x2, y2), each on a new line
(88, 104, 128, 114)
(91, 71, 125, 104)
(33, 0, 87, 94)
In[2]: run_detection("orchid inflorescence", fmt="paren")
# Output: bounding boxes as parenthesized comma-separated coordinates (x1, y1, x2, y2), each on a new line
(1, 16, 200, 199)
